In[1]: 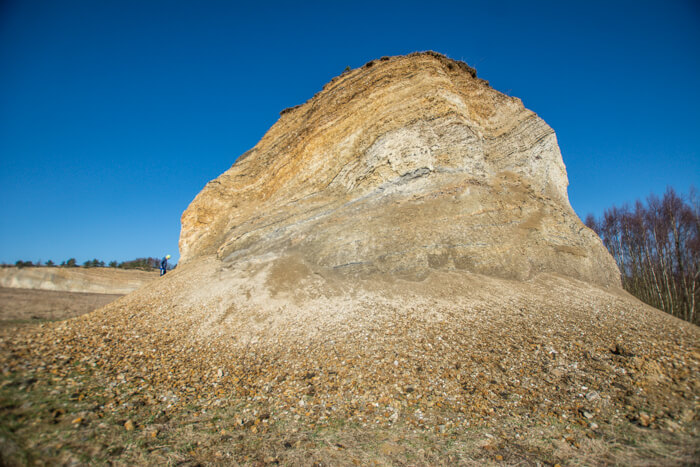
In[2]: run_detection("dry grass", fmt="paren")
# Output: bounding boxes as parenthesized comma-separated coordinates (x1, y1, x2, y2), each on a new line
(0, 287, 122, 326)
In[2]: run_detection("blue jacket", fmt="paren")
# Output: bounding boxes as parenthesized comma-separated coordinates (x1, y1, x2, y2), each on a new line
(161, 257, 168, 269)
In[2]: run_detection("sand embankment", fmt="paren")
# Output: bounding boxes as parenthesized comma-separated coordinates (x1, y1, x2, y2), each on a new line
(0, 267, 158, 294)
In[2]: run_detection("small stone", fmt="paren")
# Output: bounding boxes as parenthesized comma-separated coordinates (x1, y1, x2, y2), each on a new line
(680, 409, 695, 423)
(589, 422, 599, 430)
(124, 420, 135, 431)
(217, 368, 224, 378)
(379, 442, 402, 456)
(583, 411, 594, 419)
(638, 412, 651, 427)
(495, 454, 503, 461)
(664, 420, 680, 432)
(585, 391, 600, 402)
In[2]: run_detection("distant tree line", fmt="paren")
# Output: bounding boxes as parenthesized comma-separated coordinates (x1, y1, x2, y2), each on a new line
(117, 257, 162, 270)
(586, 187, 699, 325)
(3, 257, 170, 271)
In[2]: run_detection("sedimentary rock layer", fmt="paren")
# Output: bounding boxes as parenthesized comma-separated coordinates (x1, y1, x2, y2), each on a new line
(179, 52, 619, 286)
(0, 267, 157, 294)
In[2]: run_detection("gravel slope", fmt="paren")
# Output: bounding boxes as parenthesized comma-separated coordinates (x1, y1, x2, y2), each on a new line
(3, 256, 696, 453)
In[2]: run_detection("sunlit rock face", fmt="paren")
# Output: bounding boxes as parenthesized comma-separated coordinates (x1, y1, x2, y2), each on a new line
(179, 52, 619, 286)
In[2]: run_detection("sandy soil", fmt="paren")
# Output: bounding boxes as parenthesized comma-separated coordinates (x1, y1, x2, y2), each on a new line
(0, 287, 122, 325)
(0, 260, 698, 465)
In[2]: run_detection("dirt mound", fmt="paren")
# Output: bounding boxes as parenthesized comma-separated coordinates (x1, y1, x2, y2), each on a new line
(46, 261, 700, 418)
(3, 263, 697, 463)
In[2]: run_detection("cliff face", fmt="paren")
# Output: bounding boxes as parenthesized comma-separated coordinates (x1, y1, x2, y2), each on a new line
(180, 52, 619, 286)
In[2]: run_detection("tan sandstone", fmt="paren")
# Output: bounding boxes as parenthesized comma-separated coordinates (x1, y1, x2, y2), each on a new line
(180, 51, 619, 286)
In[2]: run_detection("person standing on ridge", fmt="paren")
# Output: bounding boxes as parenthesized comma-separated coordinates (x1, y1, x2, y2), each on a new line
(160, 255, 171, 276)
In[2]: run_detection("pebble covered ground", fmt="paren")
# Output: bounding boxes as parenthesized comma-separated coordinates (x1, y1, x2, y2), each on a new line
(1, 265, 698, 465)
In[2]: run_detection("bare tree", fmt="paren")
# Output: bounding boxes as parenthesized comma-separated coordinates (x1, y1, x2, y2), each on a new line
(588, 187, 699, 324)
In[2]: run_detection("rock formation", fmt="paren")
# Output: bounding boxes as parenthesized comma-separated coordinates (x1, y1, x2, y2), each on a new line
(3, 53, 697, 465)
(180, 51, 619, 286)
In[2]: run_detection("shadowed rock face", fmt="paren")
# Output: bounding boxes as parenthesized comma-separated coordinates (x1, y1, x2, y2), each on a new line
(180, 52, 619, 286)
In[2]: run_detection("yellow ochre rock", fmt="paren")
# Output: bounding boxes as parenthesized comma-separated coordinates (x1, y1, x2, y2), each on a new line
(180, 51, 619, 286)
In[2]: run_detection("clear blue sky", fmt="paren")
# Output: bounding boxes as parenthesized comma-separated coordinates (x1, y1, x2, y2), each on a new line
(1, 0, 698, 265)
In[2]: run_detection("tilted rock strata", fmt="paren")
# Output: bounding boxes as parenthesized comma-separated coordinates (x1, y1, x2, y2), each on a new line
(180, 52, 619, 286)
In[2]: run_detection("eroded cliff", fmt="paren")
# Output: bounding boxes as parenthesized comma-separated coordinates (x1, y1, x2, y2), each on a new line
(179, 52, 618, 285)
